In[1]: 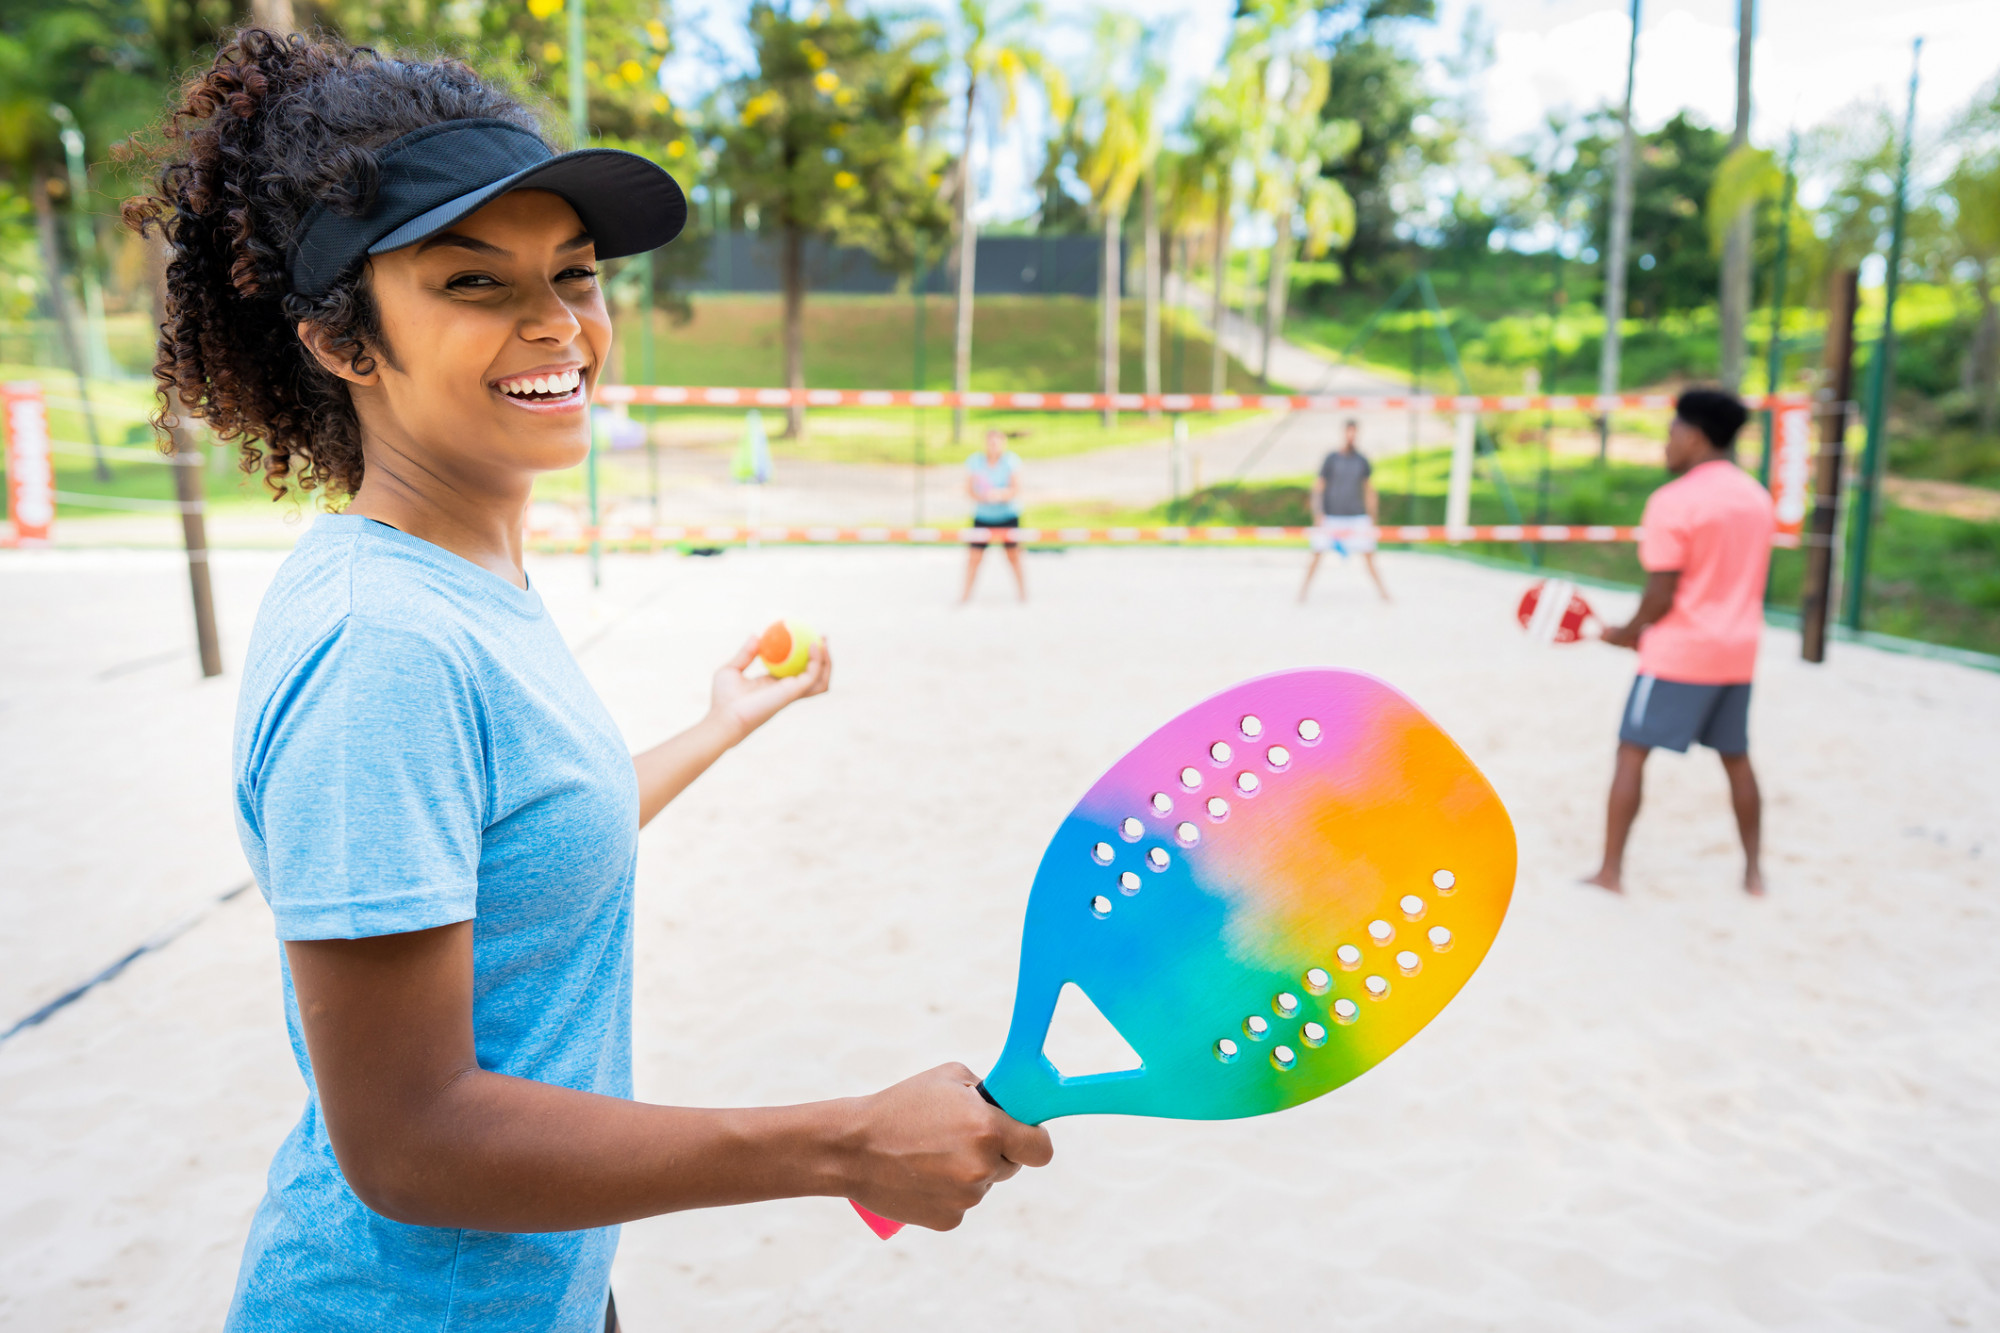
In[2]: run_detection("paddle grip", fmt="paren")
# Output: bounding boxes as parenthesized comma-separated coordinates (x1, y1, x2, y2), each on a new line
(848, 1082, 1007, 1239)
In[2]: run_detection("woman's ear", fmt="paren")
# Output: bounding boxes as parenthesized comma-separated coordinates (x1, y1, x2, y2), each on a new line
(296, 321, 381, 388)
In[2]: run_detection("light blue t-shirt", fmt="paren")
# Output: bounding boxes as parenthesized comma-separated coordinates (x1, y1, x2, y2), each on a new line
(226, 515, 638, 1332)
(967, 449, 1022, 523)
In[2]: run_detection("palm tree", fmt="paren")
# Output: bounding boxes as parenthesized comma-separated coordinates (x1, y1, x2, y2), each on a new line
(1182, 36, 1259, 398)
(1238, 2, 1355, 388)
(945, 0, 1057, 446)
(1071, 14, 1165, 427)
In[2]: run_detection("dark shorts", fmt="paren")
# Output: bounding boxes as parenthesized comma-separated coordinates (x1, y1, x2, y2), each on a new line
(1618, 676, 1751, 754)
(968, 515, 1020, 545)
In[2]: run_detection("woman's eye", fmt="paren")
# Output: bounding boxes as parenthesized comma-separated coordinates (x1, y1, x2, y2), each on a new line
(445, 273, 501, 291)
(558, 267, 599, 284)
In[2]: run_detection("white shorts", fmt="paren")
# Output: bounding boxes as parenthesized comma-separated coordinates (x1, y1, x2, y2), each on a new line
(1310, 515, 1377, 554)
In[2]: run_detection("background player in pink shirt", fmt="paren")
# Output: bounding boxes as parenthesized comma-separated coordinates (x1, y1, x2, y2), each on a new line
(1586, 389, 1775, 896)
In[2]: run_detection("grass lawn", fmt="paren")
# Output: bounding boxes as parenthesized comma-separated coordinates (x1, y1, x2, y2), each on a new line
(1026, 445, 2000, 660)
(613, 293, 1267, 466)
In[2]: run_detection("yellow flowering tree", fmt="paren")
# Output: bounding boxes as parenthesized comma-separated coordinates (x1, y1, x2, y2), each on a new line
(710, 0, 952, 437)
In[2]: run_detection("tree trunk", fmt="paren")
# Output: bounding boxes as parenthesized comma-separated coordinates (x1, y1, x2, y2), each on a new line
(1718, 0, 1755, 388)
(952, 84, 977, 448)
(1143, 169, 1161, 418)
(781, 223, 806, 440)
(1975, 266, 1999, 437)
(1101, 212, 1121, 429)
(1260, 212, 1291, 390)
(31, 166, 108, 480)
(1209, 183, 1230, 401)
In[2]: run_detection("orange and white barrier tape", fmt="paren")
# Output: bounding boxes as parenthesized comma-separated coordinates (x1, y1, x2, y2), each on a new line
(593, 386, 1812, 414)
(525, 523, 1654, 548)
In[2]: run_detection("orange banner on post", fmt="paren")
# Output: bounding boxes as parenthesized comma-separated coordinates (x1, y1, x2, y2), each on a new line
(1770, 403, 1813, 537)
(3, 381, 54, 546)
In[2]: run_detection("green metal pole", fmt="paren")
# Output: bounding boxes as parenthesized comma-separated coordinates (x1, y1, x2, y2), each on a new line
(1843, 39, 1920, 633)
(1757, 135, 1797, 489)
(914, 239, 927, 525)
(569, 0, 598, 586)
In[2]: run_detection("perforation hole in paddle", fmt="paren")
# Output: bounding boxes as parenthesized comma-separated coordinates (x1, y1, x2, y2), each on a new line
(1091, 842, 1114, 865)
(1209, 741, 1232, 764)
(1090, 895, 1112, 918)
(1270, 1045, 1297, 1071)
(1239, 714, 1263, 738)
(1364, 975, 1390, 998)
(1301, 1021, 1328, 1047)
(1206, 796, 1229, 820)
(1214, 1038, 1239, 1063)
(1273, 991, 1300, 1017)
(1119, 871, 1141, 896)
(1303, 967, 1331, 994)
(1336, 944, 1362, 969)
(1243, 1014, 1270, 1040)
(1428, 926, 1454, 950)
(1367, 919, 1394, 944)
(1179, 766, 1201, 790)
(1433, 868, 1457, 892)
(1332, 998, 1359, 1024)
(1175, 821, 1200, 846)
(1146, 847, 1170, 871)
(1235, 771, 1260, 795)
(1399, 895, 1426, 919)
(1265, 745, 1291, 769)
(1150, 792, 1173, 815)
(1119, 817, 1144, 841)
(1396, 951, 1421, 975)
(1296, 717, 1322, 743)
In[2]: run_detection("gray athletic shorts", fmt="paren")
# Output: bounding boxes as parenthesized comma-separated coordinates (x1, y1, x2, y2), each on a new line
(1618, 676, 1751, 755)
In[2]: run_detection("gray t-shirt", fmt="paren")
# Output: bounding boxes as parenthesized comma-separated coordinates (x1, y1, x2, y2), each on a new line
(1319, 449, 1372, 517)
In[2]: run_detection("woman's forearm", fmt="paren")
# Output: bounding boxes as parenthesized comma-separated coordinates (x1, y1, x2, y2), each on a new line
(347, 1071, 862, 1232)
(633, 711, 740, 827)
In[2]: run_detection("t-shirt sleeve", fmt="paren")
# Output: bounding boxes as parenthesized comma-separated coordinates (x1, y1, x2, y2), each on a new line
(1638, 486, 1689, 573)
(243, 617, 487, 941)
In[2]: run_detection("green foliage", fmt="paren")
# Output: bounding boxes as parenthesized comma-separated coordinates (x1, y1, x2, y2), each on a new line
(1312, 0, 1442, 281)
(1554, 111, 1731, 318)
(322, 0, 685, 152)
(710, 1, 950, 269)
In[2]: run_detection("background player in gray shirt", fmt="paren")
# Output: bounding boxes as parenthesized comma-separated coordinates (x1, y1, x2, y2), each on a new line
(1300, 420, 1390, 602)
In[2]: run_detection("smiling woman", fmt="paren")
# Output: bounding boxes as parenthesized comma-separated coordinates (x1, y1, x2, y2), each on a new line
(119, 27, 1050, 1333)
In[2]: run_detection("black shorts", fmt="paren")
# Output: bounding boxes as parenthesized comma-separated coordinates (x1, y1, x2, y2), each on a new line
(1618, 676, 1751, 755)
(968, 515, 1020, 545)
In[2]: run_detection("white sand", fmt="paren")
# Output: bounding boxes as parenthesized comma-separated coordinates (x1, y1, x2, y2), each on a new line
(3, 543, 1998, 1331)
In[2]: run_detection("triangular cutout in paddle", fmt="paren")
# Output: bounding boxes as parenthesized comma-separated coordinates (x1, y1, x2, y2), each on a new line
(1042, 981, 1142, 1079)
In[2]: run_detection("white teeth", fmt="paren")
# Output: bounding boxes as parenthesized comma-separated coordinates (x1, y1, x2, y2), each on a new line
(501, 370, 581, 397)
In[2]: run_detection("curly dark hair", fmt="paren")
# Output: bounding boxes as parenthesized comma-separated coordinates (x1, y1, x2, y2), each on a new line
(122, 29, 544, 500)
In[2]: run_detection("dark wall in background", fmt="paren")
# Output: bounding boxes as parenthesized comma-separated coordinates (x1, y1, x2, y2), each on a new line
(690, 231, 1121, 297)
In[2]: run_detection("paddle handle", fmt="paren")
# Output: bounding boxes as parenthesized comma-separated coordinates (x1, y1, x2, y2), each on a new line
(847, 1082, 1003, 1239)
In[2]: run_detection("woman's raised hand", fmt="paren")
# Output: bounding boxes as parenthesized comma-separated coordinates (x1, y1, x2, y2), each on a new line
(708, 631, 833, 744)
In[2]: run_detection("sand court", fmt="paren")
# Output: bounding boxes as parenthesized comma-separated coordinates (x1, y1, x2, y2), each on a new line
(2, 543, 1997, 1330)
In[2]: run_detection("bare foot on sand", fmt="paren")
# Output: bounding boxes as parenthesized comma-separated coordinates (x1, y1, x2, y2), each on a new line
(1581, 870, 1624, 894)
(1744, 868, 1766, 896)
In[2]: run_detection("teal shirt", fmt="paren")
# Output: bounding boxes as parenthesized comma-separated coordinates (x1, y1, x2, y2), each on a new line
(227, 515, 637, 1332)
(967, 450, 1022, 523)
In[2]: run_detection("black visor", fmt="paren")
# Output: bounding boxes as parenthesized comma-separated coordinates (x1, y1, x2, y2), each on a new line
(286, 118, 687, 298)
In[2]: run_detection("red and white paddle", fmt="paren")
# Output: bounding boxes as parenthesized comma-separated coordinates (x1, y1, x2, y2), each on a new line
(1516, 579, 1598, 645)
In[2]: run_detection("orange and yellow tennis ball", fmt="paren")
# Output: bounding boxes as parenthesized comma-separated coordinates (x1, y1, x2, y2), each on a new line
(756, 619, 820, 678)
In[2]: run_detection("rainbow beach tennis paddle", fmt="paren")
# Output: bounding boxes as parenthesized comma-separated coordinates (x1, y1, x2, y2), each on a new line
(852, 668, 1517, 1238)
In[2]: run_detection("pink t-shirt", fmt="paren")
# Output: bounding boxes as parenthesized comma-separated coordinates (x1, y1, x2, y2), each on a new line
(1636, 459, 1774, 684)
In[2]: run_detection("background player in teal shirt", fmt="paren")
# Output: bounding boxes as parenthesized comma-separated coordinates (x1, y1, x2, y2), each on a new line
(962, 428, 1028, 603)
(132, 30, 1051, 1332)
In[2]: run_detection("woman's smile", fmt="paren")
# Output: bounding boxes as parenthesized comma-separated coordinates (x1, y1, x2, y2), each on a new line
(492, 362, 589, 413)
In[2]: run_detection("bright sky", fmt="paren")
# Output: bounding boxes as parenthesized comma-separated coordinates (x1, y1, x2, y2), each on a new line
(668, 0, 2000, 221)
